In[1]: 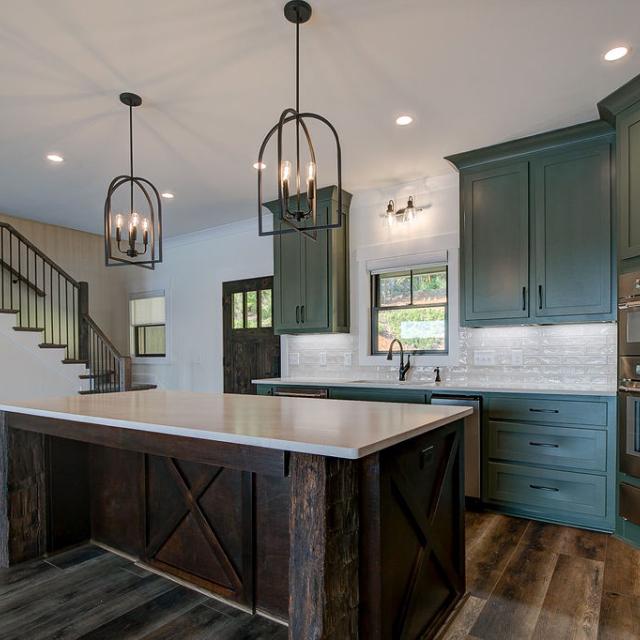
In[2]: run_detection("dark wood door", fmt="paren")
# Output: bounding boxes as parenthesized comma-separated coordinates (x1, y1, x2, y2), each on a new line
(532, 142, 613, 319)
(461, 162, 530, 323)
(223, 276, 280, 395)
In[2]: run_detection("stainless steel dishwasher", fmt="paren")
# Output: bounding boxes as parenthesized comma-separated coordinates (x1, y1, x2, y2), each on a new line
(431, 394, 482, 500)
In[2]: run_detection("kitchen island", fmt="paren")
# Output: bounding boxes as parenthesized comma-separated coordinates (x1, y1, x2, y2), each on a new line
(0, 390, 471, 639)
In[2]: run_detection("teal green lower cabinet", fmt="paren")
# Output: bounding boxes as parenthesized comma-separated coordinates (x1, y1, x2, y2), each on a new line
(328, 387, 427, 404)
(486, 462, 607, 526)
(484, 393, 616, 532)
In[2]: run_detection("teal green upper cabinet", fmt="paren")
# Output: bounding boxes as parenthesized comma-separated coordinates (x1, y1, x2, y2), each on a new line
(267, 186, 351, 335)
(447, 121, 615, 327)
(461, 162, 529, 322)
(598, 72, 640, 270)
(618, 105, 640, 262)
(532, 143, 612, 319)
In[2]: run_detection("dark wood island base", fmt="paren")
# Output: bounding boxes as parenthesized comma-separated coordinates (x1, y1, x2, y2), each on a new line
(0, 401, 465, 640)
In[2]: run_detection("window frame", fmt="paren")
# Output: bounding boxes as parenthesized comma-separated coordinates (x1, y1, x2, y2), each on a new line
(133, 323, 167, 358)
(129, 289, 169, 364)
(370, 265, 449, 356)
(231, 287, 273, 331)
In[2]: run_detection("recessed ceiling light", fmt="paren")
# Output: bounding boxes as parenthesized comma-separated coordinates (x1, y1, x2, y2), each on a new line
(253, 162, 267, 170)
(395, 115, 413, 126)
(46, 153, 64, 163)
(161, 192, 175, 199)
(604, 46, 629, 61)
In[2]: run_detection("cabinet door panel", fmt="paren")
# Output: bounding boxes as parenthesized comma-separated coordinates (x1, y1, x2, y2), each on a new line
(619, 105, 640, 260)
(274, 220, 302, 332)
(462, 162, 530, 322)
(301, 201, 330, 330)
(533, 143, 612, 318)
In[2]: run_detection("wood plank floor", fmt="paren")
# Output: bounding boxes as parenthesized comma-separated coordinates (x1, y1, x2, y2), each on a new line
(0, 545, 287, 640)
(441, 511, 640, 640)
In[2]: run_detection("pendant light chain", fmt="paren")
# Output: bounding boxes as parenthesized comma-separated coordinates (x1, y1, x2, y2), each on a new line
(129, 103, 134, 214)
(295, 16, 301, 212)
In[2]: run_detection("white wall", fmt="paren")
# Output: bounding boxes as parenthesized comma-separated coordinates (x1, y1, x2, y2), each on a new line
(124, 219, 273, 392)
(0, 315, 83, 402)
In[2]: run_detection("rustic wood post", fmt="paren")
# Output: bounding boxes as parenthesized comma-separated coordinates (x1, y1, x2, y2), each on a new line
(121, 356, 132, 391)
(288, 453, 359, 640)
(0, 412, 47, 567)
(78, 281, 89, 362)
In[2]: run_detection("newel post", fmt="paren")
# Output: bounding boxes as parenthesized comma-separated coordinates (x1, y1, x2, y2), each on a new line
(78, 281, 89, 362)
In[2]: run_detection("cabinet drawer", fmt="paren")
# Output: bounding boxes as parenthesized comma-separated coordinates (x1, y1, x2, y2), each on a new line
(488, 421, 607, 471)
(486, 462, 606, 519)
(488, 397, 607, 427)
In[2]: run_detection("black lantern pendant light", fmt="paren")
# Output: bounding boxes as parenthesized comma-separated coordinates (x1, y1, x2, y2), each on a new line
(104, 92, 162, 269)
(257, 0, 345, 239)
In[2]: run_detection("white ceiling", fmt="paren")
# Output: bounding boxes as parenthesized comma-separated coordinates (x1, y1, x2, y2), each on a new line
(1, 0, 639, 237)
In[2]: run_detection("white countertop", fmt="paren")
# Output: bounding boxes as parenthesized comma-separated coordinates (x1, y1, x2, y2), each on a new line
(252, 377, 617, 397)
(0, 390, 472, 460)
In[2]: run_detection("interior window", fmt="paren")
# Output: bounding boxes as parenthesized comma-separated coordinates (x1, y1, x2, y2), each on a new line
(130, 294, 166, 357)
(371, 266, 448, 354)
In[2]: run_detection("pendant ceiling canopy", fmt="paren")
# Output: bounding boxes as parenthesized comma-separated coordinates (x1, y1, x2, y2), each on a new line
(257, 0, 345, 239)
(104, 92, 163, 269)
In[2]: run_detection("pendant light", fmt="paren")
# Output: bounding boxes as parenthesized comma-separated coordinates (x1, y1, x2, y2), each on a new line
(104, 92, 162, 269)
(257, 0, 345, 239)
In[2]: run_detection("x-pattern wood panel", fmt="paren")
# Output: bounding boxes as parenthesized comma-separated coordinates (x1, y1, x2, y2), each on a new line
(145, 457, 243, 597)
(389, 432, 462, 639)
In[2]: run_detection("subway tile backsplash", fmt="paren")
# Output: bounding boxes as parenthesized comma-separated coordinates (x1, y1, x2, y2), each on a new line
(284, 323, 617, 391)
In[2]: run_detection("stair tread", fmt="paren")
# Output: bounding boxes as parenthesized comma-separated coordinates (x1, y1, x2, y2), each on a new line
(13, 326, 44, 332)
(39, 343, 67, 349)
(130, 384, 158, 391)
(79, 371, 115, 379)
(63, 358, 88, 365)
(0, 309, 19, 314)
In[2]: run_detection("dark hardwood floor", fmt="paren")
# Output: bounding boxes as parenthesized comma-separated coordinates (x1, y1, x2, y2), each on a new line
(0, 545, 287, 640)
(3, 513, 640, 639)
(441, 511, 640, 640)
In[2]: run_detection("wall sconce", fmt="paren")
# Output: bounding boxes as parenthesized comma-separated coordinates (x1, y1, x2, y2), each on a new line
(383, 196, 423, 226)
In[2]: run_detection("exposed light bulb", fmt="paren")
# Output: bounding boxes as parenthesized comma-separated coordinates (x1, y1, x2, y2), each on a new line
(281, 160, 292, 200)
(161, 192, 174, 199)
(253, 162, 266, 170)
(115, 214, 123, 229)
(46, 153, 64, 163)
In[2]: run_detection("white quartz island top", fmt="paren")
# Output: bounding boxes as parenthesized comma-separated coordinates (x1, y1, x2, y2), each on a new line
(0, 389, 472, 460)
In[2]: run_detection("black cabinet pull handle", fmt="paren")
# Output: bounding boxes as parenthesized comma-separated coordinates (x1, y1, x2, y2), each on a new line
(296, 305, 300, 323)
(529, 484, 559, 492)
(301, 305, 305, 323)
(538, 284, 543, 310)
(522, 286, 527, 311)
(529, 408, 559, 414)
(529, 441, 559, 448)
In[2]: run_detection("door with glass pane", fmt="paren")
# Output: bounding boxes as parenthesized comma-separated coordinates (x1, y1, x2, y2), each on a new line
(223, 276, 281, 394)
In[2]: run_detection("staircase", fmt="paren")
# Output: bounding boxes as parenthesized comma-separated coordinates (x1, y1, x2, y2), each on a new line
(0, 222, 151, 394)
